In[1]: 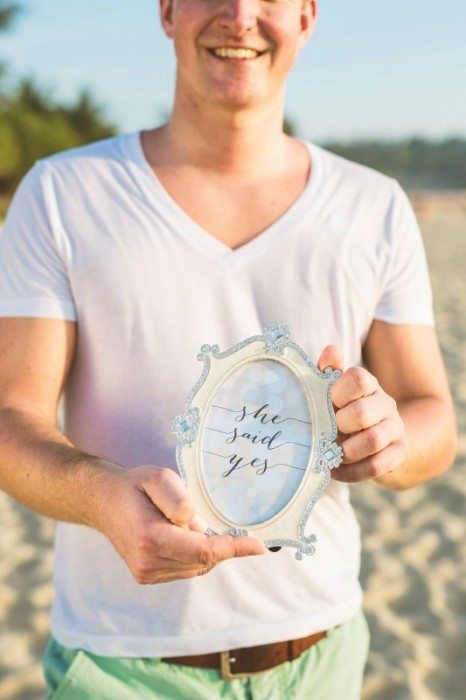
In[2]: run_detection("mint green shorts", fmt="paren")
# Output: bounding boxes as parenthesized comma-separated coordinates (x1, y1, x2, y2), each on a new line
(43, 609, 370, 700)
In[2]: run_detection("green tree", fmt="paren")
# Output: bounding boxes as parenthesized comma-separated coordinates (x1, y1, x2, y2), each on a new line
(0, 1, 21, 31)
(0, 77, 117, 193)
(283, 117, 296, 137)
(64, 88, 117, 144)
(323, 137, 466, 189)
(0, 1, 21, 80)
(0, 2, 117, 195)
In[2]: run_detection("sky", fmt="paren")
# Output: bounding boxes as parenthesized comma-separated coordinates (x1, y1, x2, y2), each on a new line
(1, 0, 465, 143)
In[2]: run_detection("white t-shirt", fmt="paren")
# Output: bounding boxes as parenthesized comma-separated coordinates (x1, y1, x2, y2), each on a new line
(0, 132, 434, 656)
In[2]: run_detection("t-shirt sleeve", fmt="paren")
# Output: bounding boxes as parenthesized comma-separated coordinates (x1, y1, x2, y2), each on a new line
(0, 160, 77, 321)
(374, 180, 435, 326)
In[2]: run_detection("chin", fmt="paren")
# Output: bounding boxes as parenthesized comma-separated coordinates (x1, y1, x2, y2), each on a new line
(207, 82, 268, 110)
(216, 94, 257, 109)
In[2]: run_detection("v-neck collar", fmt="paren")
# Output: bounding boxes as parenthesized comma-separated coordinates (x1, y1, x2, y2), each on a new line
(124, 130, 323, 268)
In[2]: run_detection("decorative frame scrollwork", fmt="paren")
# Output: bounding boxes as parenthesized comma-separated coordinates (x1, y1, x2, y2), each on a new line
(172, 322, 343, 559)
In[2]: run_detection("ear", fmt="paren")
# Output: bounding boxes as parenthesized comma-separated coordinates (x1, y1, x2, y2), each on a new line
(160, 0, 175, 39)
(299, 0, 318, 48)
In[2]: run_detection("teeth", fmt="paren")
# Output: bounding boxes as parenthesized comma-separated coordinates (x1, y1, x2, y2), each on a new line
(213, 47, 259, 59)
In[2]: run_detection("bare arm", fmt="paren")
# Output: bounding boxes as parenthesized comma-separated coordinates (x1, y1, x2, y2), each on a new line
(362, 321, 457, 490)
(317, 321, 457, 491)
(0, 318, 108, 525)
(0, 318, 264, 583)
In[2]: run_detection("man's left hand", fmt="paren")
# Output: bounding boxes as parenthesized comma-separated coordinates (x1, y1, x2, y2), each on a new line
(317, 345, 409, 483)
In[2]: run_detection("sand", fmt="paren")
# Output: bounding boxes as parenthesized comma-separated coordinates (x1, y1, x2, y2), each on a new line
(0, 194, 465, 700)
(354, 197, 466, 700)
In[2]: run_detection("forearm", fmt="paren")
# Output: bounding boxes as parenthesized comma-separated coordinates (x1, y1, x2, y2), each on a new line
(0, 406, 124, 530)
(374, 396, 457, 491)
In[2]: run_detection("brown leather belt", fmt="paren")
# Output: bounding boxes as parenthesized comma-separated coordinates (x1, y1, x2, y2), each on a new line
(162, 630, 327, 680)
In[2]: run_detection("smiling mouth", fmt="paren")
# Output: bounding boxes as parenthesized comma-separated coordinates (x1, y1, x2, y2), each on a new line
(207, 47, 266, 60)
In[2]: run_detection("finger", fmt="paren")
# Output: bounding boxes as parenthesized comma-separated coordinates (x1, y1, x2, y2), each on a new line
(331, 442, 407, 483)
(133, 556, 218, 585)
(149, 567, 217, 584)
(140, 467, 206, 530)
(188, 515, 209, 534)
(154, 524, 265, 566)
(145, 554, 216, 574)
(137, 524, 214, 568)
(208, 534, 267, 561)
(148, 523, 211, 564)
(336, 389, 395, 434)
(136, 532, 266, 583)
(332, 366, 379, 409)
(317, 345, 344, 374)
(341, 417, 402, 464)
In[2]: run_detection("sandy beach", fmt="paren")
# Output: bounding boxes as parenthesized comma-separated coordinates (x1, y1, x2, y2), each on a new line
(0, 193, 464, 700)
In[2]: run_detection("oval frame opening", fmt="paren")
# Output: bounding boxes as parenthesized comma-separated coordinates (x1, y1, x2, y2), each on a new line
(197, 356, 316, 529)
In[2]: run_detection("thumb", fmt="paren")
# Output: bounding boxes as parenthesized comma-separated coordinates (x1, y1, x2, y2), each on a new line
(317, 344, 344, 374)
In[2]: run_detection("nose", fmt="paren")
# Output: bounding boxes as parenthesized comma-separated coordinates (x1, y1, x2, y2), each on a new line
(218, 0, 256, 34)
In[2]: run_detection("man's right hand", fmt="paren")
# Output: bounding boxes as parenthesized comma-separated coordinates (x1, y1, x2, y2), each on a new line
(97, 465, 266, 584)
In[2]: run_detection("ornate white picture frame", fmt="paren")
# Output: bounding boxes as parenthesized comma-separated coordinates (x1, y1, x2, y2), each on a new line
(171, 322, 343, 559)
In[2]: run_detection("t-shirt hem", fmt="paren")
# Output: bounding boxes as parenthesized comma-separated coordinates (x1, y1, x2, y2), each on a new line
(0, 298, 77, 321)
(51, 594, 363, 657)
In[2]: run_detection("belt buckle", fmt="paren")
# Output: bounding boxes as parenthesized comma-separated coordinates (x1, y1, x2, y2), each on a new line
(220, 650, 265, 680)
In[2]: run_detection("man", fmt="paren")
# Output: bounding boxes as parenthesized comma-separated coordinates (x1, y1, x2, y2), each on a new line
(0, 0, 456, 698)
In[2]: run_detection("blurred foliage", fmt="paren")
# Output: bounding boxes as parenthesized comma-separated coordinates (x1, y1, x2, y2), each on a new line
(0, 78, 117, 194)
(323, 137, 466, 190)
(0, 1, 21, 78)
(0, 1, 20, 30)
(287, 114, 466, 189)
(0, 195, 9, 220)
(283, 116, 296, 137)
(0, 1, 116, 195)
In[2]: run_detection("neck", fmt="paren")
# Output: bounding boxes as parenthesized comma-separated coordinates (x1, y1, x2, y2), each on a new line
(148, 84, 293, 177)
